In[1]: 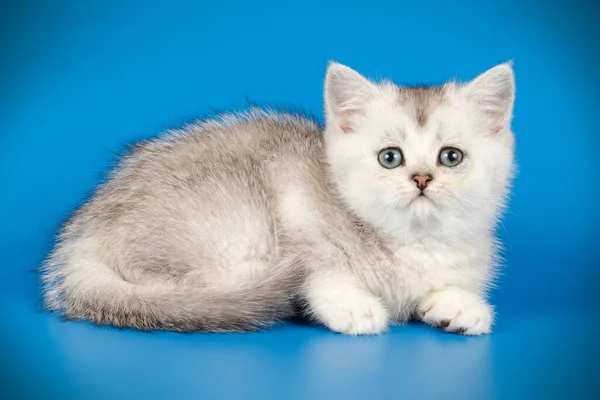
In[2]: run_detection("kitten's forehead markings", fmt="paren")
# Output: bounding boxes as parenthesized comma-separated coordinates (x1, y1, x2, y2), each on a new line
(396, 85, 447, 128)
(383, 127, 405, 144)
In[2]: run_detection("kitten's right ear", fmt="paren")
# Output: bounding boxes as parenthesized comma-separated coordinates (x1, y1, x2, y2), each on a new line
(461, 62, 516, 134)
(324, 62, 376, 133)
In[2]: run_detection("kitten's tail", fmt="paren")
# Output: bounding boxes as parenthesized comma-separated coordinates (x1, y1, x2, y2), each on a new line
(42, 259, 302, 332)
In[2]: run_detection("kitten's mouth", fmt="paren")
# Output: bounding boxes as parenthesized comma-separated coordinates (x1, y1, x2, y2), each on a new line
(409, 192, 434, 206)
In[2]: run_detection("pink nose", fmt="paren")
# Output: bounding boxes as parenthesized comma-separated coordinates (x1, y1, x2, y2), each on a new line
(412, 174, 433, 191)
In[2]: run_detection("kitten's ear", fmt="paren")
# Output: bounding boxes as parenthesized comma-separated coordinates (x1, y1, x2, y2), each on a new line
(462, 62, 515, 133)
(324, 62, 376, 133)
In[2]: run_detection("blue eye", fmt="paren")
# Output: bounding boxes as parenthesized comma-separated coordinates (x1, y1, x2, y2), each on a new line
(439, 147, 464, 167)
(378, 147, 404, 169)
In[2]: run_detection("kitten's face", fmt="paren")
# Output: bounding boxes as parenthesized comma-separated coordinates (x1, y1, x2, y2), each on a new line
(324, 63, 515, 239)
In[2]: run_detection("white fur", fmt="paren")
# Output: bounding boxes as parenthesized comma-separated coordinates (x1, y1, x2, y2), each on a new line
(305, 271, 389, 335)
(312, 62, 515, 334)
(42, 63, 515, 335)
(418, 288, 494, 335)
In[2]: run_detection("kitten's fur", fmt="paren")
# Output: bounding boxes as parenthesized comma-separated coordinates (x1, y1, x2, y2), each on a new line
(42, 62, 515, 335)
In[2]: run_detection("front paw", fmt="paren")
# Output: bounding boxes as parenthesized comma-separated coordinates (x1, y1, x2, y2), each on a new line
(418, 289, 494, 335)
(314, 294, 389, 335)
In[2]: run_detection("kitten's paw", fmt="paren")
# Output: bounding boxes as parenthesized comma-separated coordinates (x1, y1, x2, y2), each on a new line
(317, 295, 388, 335)
(418, 289, 493, 335)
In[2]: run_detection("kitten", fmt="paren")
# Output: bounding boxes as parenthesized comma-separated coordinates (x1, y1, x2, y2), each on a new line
(42, 62, 515, 335)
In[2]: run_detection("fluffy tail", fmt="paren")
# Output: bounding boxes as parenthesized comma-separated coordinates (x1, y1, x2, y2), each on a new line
(41, 260, 301, 332)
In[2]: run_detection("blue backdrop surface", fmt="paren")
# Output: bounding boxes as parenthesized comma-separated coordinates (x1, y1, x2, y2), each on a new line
(1, 0, 599, 398)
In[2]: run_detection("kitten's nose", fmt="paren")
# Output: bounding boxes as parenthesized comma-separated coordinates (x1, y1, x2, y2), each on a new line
(412, 174, 433, 191)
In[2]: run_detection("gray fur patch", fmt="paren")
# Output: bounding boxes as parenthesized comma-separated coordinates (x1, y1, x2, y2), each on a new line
(397, 85, 447, 127)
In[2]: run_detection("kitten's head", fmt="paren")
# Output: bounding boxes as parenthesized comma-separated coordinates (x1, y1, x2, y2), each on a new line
(323, 62, 515, 239)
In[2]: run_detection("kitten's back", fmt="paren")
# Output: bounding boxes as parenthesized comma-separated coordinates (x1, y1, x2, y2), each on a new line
(42, 110, 322, 331)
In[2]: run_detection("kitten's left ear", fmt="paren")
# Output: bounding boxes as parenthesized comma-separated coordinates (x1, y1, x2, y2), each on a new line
(461, 62, 516, 133)
(324, 62, 377, 133)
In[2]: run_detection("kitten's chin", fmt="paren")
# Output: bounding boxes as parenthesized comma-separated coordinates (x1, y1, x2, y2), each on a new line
(407, 194, 436, 217)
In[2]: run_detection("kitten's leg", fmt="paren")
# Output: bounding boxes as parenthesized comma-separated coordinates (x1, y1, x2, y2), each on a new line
(304, 270, 388, 335)
(417, 288, 494, 335)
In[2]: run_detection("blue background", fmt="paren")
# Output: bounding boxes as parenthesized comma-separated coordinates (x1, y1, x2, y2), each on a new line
(1, 0, 599, 398)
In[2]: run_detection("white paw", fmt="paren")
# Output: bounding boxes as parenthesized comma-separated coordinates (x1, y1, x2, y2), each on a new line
(418, 289, 494, 335)
(316, 294, 388, 335)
